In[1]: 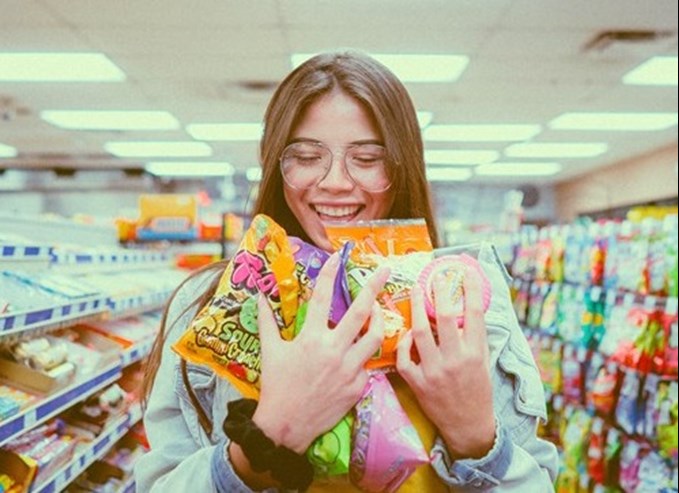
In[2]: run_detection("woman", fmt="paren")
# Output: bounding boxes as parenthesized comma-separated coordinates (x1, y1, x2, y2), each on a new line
(136, 51, 558, 492)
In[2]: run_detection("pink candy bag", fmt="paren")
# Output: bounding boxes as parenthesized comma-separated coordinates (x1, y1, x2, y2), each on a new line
(350, 373, 429, 492)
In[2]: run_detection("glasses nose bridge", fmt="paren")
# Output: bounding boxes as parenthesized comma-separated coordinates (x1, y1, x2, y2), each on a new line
(319, 145, 353, 184)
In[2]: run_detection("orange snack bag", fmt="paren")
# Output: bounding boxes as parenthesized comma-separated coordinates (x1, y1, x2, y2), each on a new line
(172, 214, 299, 399)
(326, 220, 434, 370)
(325, 219, 433, 260)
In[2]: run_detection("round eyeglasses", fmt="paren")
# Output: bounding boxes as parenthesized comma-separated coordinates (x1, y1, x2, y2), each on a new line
(279, 141, 392, 193)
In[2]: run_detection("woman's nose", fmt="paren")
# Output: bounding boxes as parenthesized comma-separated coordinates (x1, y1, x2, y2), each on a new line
(317, 153, 355, 191)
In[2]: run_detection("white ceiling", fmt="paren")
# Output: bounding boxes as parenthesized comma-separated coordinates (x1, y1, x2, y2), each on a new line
(0, 0, 677, 184)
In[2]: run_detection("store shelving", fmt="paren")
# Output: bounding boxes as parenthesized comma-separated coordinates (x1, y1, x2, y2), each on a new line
(1, 245, 53, 262)
(120, 338, 155, 368)
(512, 277, 679, 315)
(107, 290, 173, 318)
(510, 215, 678, 491)
(31, 403, 142, 493)
(0, 295, 109, 338)
(0, 363, 122, 446)
(117, 476, 136, 493)
(0, 217, 167, 492)
(50, 250, 171, 275)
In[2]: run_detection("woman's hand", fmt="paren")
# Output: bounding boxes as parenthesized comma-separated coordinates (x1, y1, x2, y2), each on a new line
(253, 253, 389, 454)
(396, 268, 496, 460)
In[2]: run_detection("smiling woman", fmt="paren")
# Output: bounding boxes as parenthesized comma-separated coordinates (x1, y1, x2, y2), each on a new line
(137, 51, 558, 493)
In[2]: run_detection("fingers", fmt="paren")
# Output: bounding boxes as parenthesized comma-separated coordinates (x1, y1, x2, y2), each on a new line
(349, 302, 384, 365)
(462, 268, 488, 349)
(302, 253, 341, 331)
(395, 330, 422, 388)
(257, 295, 281, 351)
(335, 266, 391, 347)
(410, 284, 439, 360)
(433, 275, 463, 354)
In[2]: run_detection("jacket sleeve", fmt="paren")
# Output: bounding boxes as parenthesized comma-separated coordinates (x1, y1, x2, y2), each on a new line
(133, 271, 266, 493)
(428, 243, 559, 491)
(430, 415, 558, 492)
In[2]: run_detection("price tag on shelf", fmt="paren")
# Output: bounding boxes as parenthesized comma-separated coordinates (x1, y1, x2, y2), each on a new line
(23, 409, 38, 429)
(53, 475, 65, 492)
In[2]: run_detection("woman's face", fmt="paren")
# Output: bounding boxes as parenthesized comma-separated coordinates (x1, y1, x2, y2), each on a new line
(283, 90, 395, 251)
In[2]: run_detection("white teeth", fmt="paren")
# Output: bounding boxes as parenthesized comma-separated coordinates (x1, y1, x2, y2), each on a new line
(314, 205, 361, 217)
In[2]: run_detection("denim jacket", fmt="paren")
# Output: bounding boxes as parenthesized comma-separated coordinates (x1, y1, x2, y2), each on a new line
(135, 243, 558, 492)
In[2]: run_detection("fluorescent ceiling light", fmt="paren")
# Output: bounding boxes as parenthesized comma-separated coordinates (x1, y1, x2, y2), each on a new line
(246, 167, 262, 182)
(186, 123, 263, 141)
(0, 143, 18, 158)
(145, 161, 234, 177)
(426, 167, 473, 182)
(475, 162, 562, 176)
(424, 124, 542, 142)
(623, 56, 678, 86)
(425, 149, 499, 165)
(41, 110, 180, 131)
(417, 111, 433, 128)
(291, 53, 469, 82)
(504, 142, 608, 158)
(549, 112, 678, 131)
(0, 53, 125, 81)
(105, 141, 212, 158)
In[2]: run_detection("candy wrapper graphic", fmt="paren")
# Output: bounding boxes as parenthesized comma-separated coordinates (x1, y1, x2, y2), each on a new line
(349, 373, 429, 492)
(325, 219, 433, 260)
(345, 251, 433, 369)
(306, 414, 354, 478)
(172, 214, 301, 399)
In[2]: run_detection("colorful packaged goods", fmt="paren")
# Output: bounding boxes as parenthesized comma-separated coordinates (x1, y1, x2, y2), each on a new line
(173, 214, 301, 399)
(174, 214, 498, 485)
(349, 373, 428, 492)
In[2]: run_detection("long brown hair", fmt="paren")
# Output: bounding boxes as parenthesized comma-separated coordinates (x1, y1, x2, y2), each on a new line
(142, 51, 439, 406)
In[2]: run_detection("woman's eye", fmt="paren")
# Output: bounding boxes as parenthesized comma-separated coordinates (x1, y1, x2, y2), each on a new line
(295, 154, 322, 165)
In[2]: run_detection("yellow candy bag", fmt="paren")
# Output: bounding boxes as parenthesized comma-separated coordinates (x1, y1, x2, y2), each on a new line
(172, 214, 299, 399)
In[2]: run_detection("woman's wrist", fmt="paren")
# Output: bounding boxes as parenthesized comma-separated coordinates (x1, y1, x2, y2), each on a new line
(224, 399, 314, 491)
(227, 441, 279, 491)
(252, 405, 313, 454)
(441, 415, 497, 460)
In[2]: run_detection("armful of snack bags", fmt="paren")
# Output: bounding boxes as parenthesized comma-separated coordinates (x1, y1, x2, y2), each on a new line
(325, 221, 491, 370)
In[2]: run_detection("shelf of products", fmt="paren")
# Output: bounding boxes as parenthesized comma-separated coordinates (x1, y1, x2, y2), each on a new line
(0, 364, 122, 447)
(1, 224, 170, 492)
(33, 404, 142, 493)
(509, 213, 678, 492)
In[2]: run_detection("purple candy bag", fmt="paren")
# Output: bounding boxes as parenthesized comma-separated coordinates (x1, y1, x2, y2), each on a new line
(289, 237, 352, 327)
(330, 241, 354, 325)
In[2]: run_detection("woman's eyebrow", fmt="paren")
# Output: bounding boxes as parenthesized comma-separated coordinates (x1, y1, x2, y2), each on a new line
(288, 137, 384, 145)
